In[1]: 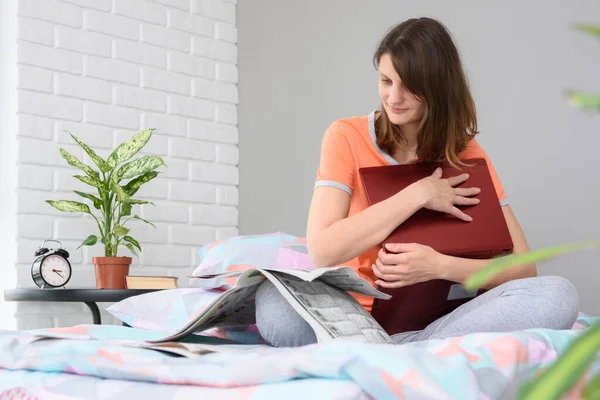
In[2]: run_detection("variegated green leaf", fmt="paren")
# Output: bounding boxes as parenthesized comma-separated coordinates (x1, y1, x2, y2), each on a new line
(123, 236, 141, 252)
(124, 243, 138, 256)
(129, 199, 153, 205)
(59, 149, 99, 180)
(110, 180, 130, 203)
(77, 235, 98, 250)
(73, 191, 102, 210)
(115, 156, 166, 180)
(68, 133, 111, 173)
(132, 214, 156, 228)
(518, 321, 600, 400)
(46, 200, 91, 214)
(107, 129, 154, 168)
(113, 224, 129, 237)
(575, 23, 600, 40)
(582, 372, 600, 400)
(463, 241, 600, 291)
(122, 171, 159, 196)
(74, 174, 102, 189)
(121, 202, 132, 217)
(566, 90, 600, 113)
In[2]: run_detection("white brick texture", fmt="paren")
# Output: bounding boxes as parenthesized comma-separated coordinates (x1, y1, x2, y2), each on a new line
(141, 67, 190, 95)
(114, 40, 167, 69)
(215, 22, 237, 43)
(18, 17, 54, 46)
(84, 11, 139, 41)
(140, 24, 190, 52)
(56, 74, 112, 103)
(6, 0, 239, 328)
(60, 0, 111, 12)
(18, 65, 53, 93)
(113, 0, 167, 25)
(56, 26, 112, 57)
(19, 0, 83, 28)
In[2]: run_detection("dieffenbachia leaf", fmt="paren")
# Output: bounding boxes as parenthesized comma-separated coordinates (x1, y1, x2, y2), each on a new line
(45, 200, 91, 214)
(122, 171, 159, 196)
(74, 174, 102, 189)
(128, 199, 153, 205)
(575, 23, 600, 40)
(566, 90, 600, 113)
(110, 179, 130, 204)
(132, 214, 156, 228)
(59, 149, 99, 180)
(113, 224, 129, 237)
(121, 202, 132, 217)
(115, 156, 166, 181)
(73, 191, 102, 210)
(123, 236, 141, 252)
(463, 240, 600, 291)
(124, 243, 138, 256)
(517, 321, 600, 400)
(107, 129, 154, 168)
(77, 235, 98, 249)
(68, 133, 111, 173)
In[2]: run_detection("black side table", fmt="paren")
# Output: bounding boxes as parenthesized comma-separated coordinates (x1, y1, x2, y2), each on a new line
(3, 288, 162, 325)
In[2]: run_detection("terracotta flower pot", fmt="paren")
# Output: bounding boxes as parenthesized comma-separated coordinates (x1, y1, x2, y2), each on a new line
(93, 256, 131, 289)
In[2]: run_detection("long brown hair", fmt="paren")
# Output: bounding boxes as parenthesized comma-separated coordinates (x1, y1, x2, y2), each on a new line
(372, 18, 478, 167)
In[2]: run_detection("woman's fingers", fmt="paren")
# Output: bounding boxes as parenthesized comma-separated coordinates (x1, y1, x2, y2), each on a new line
(454, 187, 480, 197)
(446, 173, 469, 187)
(448, 205, 473, 221)
(373, 259, 406, 281)
(372, 266, 404, 282)
(376, 279, 409, 289)
(453, 196, 480, 206)
(431, 167, 443, 179)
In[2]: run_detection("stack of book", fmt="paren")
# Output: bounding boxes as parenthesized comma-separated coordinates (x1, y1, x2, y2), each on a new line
(125, 275, 178, 289)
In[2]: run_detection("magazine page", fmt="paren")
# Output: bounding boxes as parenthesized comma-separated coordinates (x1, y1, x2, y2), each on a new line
(262, 270, 394, 344)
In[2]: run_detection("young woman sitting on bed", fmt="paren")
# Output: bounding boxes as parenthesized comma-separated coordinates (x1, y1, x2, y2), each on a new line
(254, 17, 580, 347)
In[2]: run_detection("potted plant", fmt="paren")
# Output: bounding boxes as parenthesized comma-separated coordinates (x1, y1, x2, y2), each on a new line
(463, 23, 600, 400)
(46, 129, 166, 289)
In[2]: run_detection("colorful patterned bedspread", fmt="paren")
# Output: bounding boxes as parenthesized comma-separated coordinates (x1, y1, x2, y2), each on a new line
(1, 315, 599, 400)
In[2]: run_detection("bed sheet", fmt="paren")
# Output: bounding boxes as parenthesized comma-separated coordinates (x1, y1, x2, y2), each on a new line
(1, 314, 599, 400)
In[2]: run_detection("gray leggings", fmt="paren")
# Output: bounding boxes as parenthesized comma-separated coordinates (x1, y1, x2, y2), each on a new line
(254, 275, 580, 347)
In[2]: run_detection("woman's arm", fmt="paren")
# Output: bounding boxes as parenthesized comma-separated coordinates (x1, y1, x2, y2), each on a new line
(438, 205, 537, 288)
(306, 184, 425, 268)
(307, 168, 479, 268)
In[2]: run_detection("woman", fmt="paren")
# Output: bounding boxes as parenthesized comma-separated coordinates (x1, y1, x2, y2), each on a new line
(255, 17, 580, 347)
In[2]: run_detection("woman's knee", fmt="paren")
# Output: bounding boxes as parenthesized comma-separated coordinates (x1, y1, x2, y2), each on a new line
(255, 280, 317, 347)
(532, 275, 580, 329)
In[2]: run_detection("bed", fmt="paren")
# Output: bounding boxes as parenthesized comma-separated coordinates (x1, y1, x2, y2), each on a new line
(1, 312, 599, 399)
(2, 233, 598, 399)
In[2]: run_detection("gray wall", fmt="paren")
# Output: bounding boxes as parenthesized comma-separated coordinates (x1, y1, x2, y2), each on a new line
(238, 0, 600, 315)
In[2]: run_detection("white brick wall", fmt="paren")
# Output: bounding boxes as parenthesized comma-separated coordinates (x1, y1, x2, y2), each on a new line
(3, 0, 239, 329)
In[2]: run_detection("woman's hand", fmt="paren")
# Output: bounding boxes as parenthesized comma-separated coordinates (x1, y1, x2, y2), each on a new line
(414, 167, 480, 221)
(372, 243, 445, 288)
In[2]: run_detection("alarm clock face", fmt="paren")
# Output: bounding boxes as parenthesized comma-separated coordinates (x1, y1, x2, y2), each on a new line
(40, 254, 71, 287)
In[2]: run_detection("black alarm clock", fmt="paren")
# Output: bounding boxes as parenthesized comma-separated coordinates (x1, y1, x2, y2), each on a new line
(31, 240, 72, 289)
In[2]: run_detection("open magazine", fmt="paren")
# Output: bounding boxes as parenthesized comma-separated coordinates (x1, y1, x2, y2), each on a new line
(21, 333, 262, 358)
(150, 267, 395, 345)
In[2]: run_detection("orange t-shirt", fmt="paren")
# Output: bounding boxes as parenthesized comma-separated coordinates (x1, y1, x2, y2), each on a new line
(314, 111, 508, 312)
